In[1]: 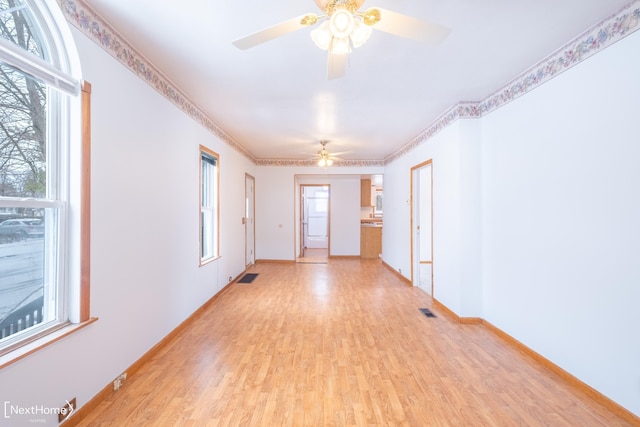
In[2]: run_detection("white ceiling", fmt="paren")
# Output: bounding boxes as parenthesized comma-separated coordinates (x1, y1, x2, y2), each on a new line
(80, 0, 631, 162)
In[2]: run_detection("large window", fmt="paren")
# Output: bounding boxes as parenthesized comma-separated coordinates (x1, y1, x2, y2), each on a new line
(200, 146, 219, 264)
(0, 0, 83, 358)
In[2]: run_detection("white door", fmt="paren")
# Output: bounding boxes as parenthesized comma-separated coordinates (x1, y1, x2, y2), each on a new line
(302, 185, 329, 250)
(412, 161, 433, 295)
(245, 174, 255, 267)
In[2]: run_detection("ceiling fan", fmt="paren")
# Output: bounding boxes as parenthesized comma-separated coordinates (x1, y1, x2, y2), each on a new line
(232, 0, 451, 79)
(312, 140, 343, 167)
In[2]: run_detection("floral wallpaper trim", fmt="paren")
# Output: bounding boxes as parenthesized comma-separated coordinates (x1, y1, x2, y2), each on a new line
(385, 0, 640, 164)
(255, 159, 384, 167)
(58, 0, 256, 163)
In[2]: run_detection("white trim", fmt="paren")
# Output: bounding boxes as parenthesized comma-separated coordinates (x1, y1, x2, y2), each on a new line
(0, 36, 79, 95)
(0, 198, 64, 208)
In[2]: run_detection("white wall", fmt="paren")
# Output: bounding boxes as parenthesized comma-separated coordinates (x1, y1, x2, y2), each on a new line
(0, 26, 255, 423)
(481, 30, 640, 416)
(382, 27, 640, 418)
(255, 167, 383, 260)
(383, 121, 483, 317)
(459, 119, 483, 317)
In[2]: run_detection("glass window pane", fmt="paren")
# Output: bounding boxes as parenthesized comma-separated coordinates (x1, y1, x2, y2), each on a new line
(0, 0, 45, 59)
(375, 192, 383, 214)
(0, 63, 47, 199)
(0, 207, 57, 341)
(200, 148, 218, 262)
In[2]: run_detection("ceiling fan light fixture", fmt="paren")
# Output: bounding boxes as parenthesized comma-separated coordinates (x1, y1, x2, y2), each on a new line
(330, 8, 355, 39)
(330, 36, 351, 55)
(317, 157, 334, 167)
(350, 19, 372, 48)
(316, 140, 335, 167)
(310, 3, 374, 56)
(311, 21, 332, 50)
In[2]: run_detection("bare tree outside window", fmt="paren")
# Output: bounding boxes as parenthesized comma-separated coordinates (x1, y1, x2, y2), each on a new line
(0, 0, 49, 342)
(0, 0, 47, 200)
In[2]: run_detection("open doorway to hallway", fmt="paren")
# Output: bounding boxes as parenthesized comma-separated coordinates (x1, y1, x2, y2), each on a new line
(298, 184, 330, 263)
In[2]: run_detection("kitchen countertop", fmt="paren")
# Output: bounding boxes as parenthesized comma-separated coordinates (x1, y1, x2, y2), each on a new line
(361, 219, 382, 225)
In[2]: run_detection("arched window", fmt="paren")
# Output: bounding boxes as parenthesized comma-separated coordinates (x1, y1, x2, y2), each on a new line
(0, 0, 85, 358)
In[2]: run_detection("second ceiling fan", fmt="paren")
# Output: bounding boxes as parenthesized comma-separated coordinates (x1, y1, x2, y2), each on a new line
(232, 0, 450, 79)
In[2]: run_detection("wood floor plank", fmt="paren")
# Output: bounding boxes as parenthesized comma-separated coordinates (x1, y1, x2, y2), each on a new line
(76, 259, 636, 426)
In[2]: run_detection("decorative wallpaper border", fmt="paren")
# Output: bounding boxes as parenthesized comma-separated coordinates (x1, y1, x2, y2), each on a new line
(477, 0, 640, 117)
(58, 0, 256, 163)
(255, 159, 384, 167)
(384, 0, 640, 164)
(60, 0, 639, 167)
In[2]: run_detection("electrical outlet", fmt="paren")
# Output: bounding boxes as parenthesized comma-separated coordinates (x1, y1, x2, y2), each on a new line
(113, 373, 127, 391)
(58, 397, 76, 423)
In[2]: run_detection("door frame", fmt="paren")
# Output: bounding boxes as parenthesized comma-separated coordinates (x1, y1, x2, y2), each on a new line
(410, 160, 434, 295)
(244, 173, 256, 267)
(298, 183, 331, 258)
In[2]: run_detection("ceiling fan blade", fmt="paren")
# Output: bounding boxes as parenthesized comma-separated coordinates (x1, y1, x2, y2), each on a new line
(331, 150, 351, 156)
(369, 8, 451, 46)
(232, 15, 318, 50)
(313, 0, 328, 10)
(327, 51, 348, 80)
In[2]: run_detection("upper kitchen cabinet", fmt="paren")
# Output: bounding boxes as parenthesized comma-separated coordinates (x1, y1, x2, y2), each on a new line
(361, 178, 372, 207)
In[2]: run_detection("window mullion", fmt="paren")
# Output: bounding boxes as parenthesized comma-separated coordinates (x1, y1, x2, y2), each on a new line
(0, 198, 64, 209)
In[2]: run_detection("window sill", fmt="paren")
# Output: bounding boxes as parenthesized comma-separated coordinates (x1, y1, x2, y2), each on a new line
(0, 317, 98, 370)
(200, 255, 221, 266)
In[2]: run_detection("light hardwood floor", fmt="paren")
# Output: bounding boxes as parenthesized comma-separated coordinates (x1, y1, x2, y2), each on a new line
(297, 248, 329, 264)
(77, 259, 635, 426)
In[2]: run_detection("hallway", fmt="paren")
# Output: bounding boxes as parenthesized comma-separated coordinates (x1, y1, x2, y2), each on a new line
(77, 259, 632, 426)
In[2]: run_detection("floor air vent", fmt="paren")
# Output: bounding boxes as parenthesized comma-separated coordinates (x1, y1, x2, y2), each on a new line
(419, 308, 437, 318)
(237, 273, 258, 283)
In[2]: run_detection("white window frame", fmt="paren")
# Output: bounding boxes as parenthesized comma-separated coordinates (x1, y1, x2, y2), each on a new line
(199, 146, 219, 264)
(0, 0, 92, 366)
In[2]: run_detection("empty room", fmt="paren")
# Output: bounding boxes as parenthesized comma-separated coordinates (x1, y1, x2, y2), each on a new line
(0, 0, 639, 425)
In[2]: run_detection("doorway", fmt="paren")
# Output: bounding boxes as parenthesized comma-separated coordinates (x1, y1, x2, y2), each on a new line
(411, 161, 433, 295)
(245, 174, 255, 267)
(298, 184, 330, 262)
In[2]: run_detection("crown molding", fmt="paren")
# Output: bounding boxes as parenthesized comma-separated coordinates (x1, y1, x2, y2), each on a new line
(385, 0, 640, 165)
(59, 0, 639, 168)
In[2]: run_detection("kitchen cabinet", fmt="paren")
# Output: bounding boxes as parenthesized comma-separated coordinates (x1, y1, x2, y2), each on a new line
(361, 225, 382, 258)
(361, 179, 372, 207)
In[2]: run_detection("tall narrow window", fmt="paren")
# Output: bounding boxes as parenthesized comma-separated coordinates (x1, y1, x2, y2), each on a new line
(0, 0, 82, 356)
(200, 146, 219, 263)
